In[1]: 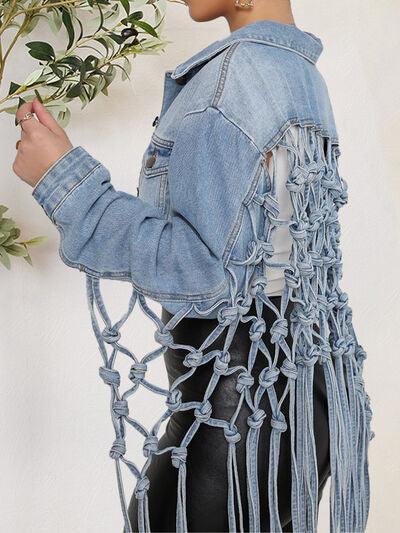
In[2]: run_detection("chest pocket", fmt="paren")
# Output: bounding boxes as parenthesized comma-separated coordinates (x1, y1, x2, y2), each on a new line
(138, 136, 171, 217)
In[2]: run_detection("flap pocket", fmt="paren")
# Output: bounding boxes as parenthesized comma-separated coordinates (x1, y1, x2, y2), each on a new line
(138, 136, 171, 215)
(143, 140, 171, 178)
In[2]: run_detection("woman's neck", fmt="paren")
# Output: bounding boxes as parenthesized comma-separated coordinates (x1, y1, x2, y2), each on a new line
(226, 0, 295, 33)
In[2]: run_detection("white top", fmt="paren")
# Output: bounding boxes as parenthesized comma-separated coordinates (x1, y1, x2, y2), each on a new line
(263, 145, 294, 296)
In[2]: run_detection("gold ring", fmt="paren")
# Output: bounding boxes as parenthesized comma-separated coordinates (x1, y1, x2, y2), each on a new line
(17, 112, 34, 126)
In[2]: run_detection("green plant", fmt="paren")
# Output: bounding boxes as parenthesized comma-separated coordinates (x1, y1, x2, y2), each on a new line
(0, 205, 46, 268)
(0, 0, 170, 124)
(0, 0, 177, 269)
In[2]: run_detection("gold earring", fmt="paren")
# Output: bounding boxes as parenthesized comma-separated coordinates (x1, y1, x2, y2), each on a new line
(234, 0, 254, 8)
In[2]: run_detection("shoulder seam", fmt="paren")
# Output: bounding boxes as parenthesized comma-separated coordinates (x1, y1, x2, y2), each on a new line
(182, 104, 263, 156)
(212, 41, 241, 108)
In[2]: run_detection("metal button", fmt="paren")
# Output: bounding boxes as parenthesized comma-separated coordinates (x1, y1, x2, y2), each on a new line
(145, 151, 157, 168)
(152, 115, 159, 127)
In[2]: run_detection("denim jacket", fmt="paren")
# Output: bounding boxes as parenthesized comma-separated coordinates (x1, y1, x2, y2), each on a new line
(32, 20, 374, 533)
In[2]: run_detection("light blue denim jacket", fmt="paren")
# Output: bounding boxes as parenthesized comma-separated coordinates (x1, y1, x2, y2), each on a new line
(32, 20, 374, 533)
(32, 20, 337, 315)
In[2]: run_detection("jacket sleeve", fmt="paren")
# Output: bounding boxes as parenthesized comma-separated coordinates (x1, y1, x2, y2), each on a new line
(32, 106, 263, 301)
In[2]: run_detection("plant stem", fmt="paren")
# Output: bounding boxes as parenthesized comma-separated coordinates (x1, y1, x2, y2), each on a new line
(0, 0, 21, 38)
(0, 13, 31, 83)
(1, 0, 82, 35)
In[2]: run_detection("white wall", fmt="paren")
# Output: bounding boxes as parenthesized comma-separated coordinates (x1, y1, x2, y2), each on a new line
(0, 1, 399, 531)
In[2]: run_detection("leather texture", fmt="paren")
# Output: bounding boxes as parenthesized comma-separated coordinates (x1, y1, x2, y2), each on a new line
(128, 296, 331, 532)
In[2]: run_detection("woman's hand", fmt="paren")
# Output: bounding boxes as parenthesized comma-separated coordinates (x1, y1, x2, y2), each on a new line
(12, 98, 74, 188)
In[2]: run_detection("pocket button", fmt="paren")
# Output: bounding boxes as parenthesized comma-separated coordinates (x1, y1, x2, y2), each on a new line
(145, 151, 157, 168)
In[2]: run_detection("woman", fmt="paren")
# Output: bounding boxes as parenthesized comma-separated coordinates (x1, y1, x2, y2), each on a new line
(13, 1, 374, 532)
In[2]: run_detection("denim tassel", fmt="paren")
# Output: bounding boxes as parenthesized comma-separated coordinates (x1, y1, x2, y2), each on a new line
(84, 124, 374, 533)
(225, 426, 244, 532)
(172, 446, 188, 532)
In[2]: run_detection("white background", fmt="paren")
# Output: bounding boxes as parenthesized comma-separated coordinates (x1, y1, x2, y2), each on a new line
(0, 1, 399, 531)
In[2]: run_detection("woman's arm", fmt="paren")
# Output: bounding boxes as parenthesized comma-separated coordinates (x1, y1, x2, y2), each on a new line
(31, 106, 263, 301)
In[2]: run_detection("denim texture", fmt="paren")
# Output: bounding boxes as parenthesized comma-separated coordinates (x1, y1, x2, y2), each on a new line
(32, 20, 374, 533)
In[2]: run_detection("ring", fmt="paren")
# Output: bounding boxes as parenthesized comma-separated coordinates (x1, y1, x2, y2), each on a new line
(16, 140, 21, 150)
(17, 112, 34, 126)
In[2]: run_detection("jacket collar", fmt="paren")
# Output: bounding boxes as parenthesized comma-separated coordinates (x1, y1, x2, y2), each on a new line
(170, 19, 323, 80)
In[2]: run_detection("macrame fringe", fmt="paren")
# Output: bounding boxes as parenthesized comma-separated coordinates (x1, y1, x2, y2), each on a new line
(84, 123, 374, 533)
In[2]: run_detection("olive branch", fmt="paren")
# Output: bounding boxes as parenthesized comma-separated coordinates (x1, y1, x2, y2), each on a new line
(0, 0, 171, 124)
(0, 0, 178, 269)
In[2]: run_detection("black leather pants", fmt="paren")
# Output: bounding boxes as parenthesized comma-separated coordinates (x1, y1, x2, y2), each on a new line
(128, 295, 331, 532)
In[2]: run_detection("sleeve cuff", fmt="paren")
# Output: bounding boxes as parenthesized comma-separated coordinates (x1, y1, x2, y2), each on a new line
(32, 145, 102, 222)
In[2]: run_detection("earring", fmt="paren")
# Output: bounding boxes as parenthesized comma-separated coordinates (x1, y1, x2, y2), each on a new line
(234, 0, 254, 8)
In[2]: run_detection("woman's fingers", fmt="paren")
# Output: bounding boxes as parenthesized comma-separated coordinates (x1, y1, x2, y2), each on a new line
(15, 100, 47, 137)
(12, 99, 73, 187)
(32, 98, 64, 135)
(15, 100, 33, 124)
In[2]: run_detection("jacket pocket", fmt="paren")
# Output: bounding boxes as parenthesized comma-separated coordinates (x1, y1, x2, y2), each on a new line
(138, 136, 171, 216)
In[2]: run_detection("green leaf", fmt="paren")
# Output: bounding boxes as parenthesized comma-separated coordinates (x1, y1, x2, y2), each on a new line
(6, 244, 28, 257)
(121, 12, 144, 25)
(23, 68, 45, 87)
(34, 90, 43, 103)
(108, 32, 126, 45)
(0, 218, 16, 232)
(0, 233, 10, 246)
(57, 56, 83, 70)
(8, 82, 21, 96)
(61, 9, 75, 50)
(49, 63, 64, 79)
(95, 37, 109, 55)
(9, 227, 20, 240)
(57, 107, 71, 128)
(132, 11, 144, 21)
(66, 82, 83, 98)
(20, 13, 41, 37)
(2, 105, 19, 115)
(23, 253, 33, 266)
(119, 0, 130, 16)
(78, 85, 90, 108)
(120, 56, 132, 81)
(93, 0, 105, 34)
(75, 13, 84, 43)
(79, 59, 87, 83)
(132, 19, 158, 38)
(0, 247, 11, 270)
(26, 41, 56, 62)
(103, 65, 117, 87)
(0, 205, 9, 217)
(48, 8, 63, 35)
(84, 55, 99, 71)
(21, 236, 47, 246)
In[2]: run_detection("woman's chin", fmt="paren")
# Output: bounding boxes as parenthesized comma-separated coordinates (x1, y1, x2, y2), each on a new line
(186, 1, 222, 23)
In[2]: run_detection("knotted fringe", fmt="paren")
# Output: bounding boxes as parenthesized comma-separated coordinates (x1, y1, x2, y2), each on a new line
(172, 446, 188, 532)
(226, 431, 244, 532)
(84, 123, 374, 533)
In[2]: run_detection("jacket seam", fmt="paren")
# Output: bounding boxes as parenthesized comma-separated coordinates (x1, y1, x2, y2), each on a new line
(222, 158, 264, 264)
(50, 162, 102, 223)
(32, 146, 79, 197)
(177, 105, 265, 262)
(262, 117, 339, 152)
(57, 221, 229, 301)
(182, 105, 263, 156)
(172, 33, 320, 79)
(212, 42, 242, 107)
